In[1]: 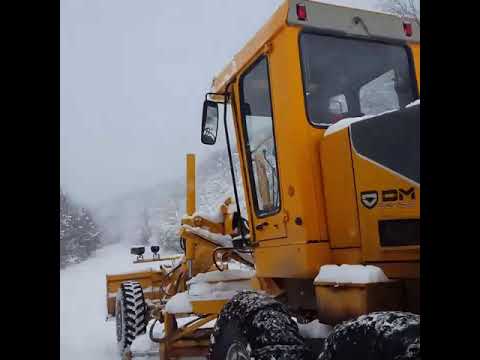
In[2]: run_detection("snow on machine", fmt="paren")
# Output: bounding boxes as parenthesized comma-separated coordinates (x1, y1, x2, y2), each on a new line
(106, 1, 420, 359)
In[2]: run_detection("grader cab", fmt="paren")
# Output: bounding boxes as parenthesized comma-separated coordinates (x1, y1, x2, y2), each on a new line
(107, 1, 420, 359)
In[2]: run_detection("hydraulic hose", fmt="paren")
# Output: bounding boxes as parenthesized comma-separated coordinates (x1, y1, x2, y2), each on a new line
(148, 319, 162, 343)
(212, 246, 254, 271)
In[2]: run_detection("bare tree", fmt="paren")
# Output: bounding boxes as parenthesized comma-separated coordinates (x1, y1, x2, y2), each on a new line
(380, 0, 420, 27)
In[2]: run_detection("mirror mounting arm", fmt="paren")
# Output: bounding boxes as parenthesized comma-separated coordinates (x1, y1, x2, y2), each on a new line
(201, 87, 248, 249)
(220, 87, 248, 249)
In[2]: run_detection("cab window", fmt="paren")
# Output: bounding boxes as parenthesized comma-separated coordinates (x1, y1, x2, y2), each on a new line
(300, 33, 417, 126)
(239, 56, 280, 217)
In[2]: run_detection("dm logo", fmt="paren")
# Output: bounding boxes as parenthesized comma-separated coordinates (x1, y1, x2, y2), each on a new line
(360, 191, 378, 209)
(360, 188, 416, 210)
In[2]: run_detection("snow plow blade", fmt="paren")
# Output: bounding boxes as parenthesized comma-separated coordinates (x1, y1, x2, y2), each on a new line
(106, 270, 165, 317)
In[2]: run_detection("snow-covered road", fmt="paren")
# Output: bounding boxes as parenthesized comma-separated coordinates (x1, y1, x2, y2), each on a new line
(60, 243, 331, 359)
(60, 243, 196, 360)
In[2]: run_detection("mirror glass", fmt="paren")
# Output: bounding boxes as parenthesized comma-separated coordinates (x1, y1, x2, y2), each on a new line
(201, 100, 219, 145)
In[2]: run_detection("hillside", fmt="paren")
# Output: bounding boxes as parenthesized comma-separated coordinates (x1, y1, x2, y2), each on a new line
(94, 148, 246, 252)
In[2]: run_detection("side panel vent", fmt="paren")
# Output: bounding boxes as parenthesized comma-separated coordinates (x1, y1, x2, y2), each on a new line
(378, 219, 419, 247)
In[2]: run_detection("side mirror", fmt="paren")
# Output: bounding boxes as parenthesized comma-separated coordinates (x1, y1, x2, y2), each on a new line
(201, 100, 219, 145)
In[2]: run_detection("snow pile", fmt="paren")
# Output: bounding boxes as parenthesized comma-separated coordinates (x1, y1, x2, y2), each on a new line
(165, 292, 193, 314)
(297, 319, 332, 339)
(165, 283, 249, 313)
(189, 279, 253, 300)
(182, 224, 233, 247)
(181, 225, 253, 265)
(227, 202, 238, 213)
(165, 270, 256, 313)
(187, 269, 256, 284)
(324, 108, 399, 137)
(188, 269, 256, 301)
(314, 264, 389, 284)
(324, 98, 420, 137)
(183, 209, 225, 224)
(195, 210, 224, 223)
(129, 322, 160, 355)
(406, 98, 420, 108)
(228, 259, 254, 271)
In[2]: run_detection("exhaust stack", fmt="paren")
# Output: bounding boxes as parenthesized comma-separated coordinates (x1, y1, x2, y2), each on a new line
(186, 153, 196, 216)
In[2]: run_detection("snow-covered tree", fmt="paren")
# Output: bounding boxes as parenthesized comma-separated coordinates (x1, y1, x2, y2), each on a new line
(91, 146, 247, 255)
(60, 188, 102, 268)
(137, 208, 153, 245)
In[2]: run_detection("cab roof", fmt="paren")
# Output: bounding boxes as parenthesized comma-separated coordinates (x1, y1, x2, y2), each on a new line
(211, 0, 419, 95)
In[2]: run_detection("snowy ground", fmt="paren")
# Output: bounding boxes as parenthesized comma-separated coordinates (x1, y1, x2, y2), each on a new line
(60, 243, 331, 359)
(60, 243, 203, 360)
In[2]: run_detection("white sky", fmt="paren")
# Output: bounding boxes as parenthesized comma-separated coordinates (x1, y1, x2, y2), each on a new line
(60, 0, 382, 206)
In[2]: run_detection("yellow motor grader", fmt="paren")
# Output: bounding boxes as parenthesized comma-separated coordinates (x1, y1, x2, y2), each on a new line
(106, 1, 420, 359)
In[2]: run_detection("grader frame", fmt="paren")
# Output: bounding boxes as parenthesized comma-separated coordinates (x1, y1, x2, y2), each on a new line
(106, 1, 420, 358)
(107, 153, 258, 358)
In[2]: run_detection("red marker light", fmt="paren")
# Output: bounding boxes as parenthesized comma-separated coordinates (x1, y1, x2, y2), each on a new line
(297, 3, 307, 21)
(403, 22, 413, 37)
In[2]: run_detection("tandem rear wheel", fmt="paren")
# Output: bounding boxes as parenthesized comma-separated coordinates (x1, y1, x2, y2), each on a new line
(208, 291, 420, 360)
(208, 291, 315, 360)
(319, 311, 420, 360)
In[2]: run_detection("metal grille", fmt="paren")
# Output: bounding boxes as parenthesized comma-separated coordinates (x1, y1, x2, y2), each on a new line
(378, 219, 420, 247)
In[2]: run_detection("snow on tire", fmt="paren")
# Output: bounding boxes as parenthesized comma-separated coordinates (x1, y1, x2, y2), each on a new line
(318, 311, 420, 360)
(208, 290, 315, 360)
(115, 281, 148, 354)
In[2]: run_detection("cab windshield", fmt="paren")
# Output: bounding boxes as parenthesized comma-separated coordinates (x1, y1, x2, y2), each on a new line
(299, 33, 417, 126)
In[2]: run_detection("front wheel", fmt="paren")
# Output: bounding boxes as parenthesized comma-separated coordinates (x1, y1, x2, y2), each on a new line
(208, 291, 314, 360)
(115, 281, 148, 355)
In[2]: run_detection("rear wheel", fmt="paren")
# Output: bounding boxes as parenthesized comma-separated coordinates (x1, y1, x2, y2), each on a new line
(209, 291, 314, 360)
(115, 281, 148, 355)
(318, 311, 420, 360)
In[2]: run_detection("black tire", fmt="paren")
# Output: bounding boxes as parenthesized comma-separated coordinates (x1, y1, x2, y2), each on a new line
(319, 311, 420, 360)
(208, 291, 315, 360)
(115, 281, 148, 354)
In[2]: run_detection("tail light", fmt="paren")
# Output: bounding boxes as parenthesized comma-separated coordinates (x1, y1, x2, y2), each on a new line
(296, 3, 307, 21)
(403, 22, 413, 37)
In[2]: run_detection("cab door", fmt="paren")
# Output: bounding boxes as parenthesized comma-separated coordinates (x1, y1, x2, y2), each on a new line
(235, 55, 286, 241)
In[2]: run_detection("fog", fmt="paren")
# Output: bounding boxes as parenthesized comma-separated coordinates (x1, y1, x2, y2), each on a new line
(60, 0, 382, 207)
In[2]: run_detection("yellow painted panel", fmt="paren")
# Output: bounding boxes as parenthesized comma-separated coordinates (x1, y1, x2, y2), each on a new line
(352, 152, 420, 262)
(254, 242, 332, 278)
(409, 43, 420, 92)
(186, 153, 196, 216)
(212, 1, 289, 94)
(190, 299, 227, 315)
(370, 262, 420, 279)
(331, 248, 363, 264)
(320, 129, 361, 248)
(266, 26, 329, 243)
(231, 40, 290, 242)
(314, 281, 404, 325)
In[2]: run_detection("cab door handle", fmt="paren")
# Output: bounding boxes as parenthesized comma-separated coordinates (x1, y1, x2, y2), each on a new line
(255, 222, 269, 230)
